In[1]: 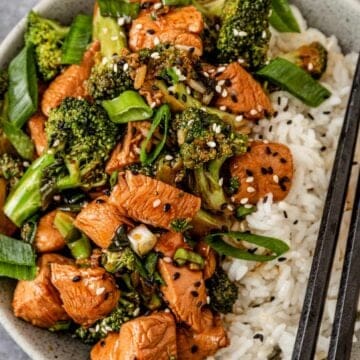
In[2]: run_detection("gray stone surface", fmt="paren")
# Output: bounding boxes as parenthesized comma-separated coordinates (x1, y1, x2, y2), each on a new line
(0, 1, 37, 357)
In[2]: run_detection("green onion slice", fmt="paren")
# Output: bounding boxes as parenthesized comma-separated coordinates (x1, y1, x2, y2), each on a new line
(0, 233, 36, 280)
(98, 0, 140, 19)
(205, 231, 289, 262)
(270, 0, 301, 33)
(140, 104, 170, 165)
(8, 45, 38, 128)
(162, 0, 192, 5)
(257, 58, 331, 107)
(67, 235, 92, 260)
(93, 6, 127, 58)
(173, 248, 205, 268)
(62, 14, 93, 65)
(235, 205, 256, 219)
(102, 90, 153, 123)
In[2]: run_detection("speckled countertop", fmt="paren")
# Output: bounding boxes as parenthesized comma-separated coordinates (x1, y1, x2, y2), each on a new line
(0, 0, 36, 357)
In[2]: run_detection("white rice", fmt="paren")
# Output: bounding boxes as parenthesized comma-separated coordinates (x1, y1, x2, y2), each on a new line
(215, 6, 359, 360)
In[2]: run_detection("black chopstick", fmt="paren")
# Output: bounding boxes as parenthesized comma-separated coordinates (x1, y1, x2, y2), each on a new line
(328, 176, 360, 360)
(292, 55, 360, 360)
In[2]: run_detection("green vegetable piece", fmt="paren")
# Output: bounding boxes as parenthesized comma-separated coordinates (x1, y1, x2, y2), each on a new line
(0, 233, 36, 280)
(53, 211, 82, 243)
(162, 0, 192, 6)
(257, 58, 332, 107)
(8, 45, 38, 128)
(140, 104, 170, 165)
(4, 153, 55, 227)
(49, 321, 72, 332)
(205, 231, 289, 262)
(98, 0, 140, 19)
(93, 6, 127, 58)
(236, 205, 256, 219)
(170, 218, 192, 233)
(67, 234, 92, 260)
(144, 252, 159, 277)
(270, 0, 301, 33)
(173, 248, 204, 268)
(62, 14, 93, 65)
(102, 90, 153, 123)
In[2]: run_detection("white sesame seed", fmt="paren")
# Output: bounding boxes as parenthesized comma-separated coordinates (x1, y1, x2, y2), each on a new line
(235, 115, 244, 122)
(203, 72, 209, 78)
(113, 63, 118, 73)
(154, 2, 162, 9)
(111, 35, 119, 41)
(167, 85, 175, 93)
(133, 308, 140, 317)
(150, 52, 160, 59)
(163, 256, 172, 264)
(238, 58, 245, 64)
(231, 196, 236, 202)
(153, 37, 160, 45)
(150, 101, 157, 108)
(215, 85, 222, 93)
(238, 31, 248, 37)
(218, 178, 224, 186)
(135, 23, 143, 30)
(102, 57, 109, 65)
(227, 204, 235, 211)
(246, 177, 254, 183)
(308, 62, 314, 71)
(257, 105, 263, 112)
(273, 175, 279, 183)
(187, 119, 194, 126)
(219, 106, 227, 111)
(207, 141, 217, 148)
(212, 123, 217, 132)
(250, 109, 258, 116)
(221, 89, 228, 98)
(217, 66, 226, 73)
(153, 199, 161, 208)
(263, 140, 269, 144)
(247, 187, 256, 193)
(164, 308, 171, 313)
(123, 63, 129, 71)
(240, 198, 249, 205)
(96, 287, 105, 296)
(233, 29, 239, 36)
(118, 18, 125, 26)
(215, 125, 222, 134)
(165, 155, 174, 161)
(215, 24, 220, 31)
(206, 296, 211, 304)
(22, 161, 30, 167)
(53, 195, 61, 202)
(218, 80, 225, 86)
(186, 86, 191, 95)
(262, 30, 267, 39)
(52, 139, 60, 147)
(244, 204, 253, 209)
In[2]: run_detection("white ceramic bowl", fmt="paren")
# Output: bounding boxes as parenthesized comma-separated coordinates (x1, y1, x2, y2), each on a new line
(0, 1, 359, 359)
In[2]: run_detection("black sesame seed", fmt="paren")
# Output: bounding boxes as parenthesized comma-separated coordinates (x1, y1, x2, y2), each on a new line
(283, 105, 289, 112)
(163, 203, 171, 212)
(283, 211, 288, 219)
(104, 292, 110, 300)
(215, 71, 222, 77)
(280, 158, 287, 164)
(72, 276, 81, 282)
(278, 257, 287, 262)
(151, 84, 159, 91)
(308, 113, 314, 120)
(323, 111, 331, 115)
(194, 281, 201, 288)
(261, 167, 268, 175)
(272, 152, 279, 157)
(353, 161, 358, 166)
(267, 166, 274, 175)
(95, 198, 106, 204)
(248, 248, 258, 254)
(221, 203, 228, 210)
(190, 291, 199, 297)
(293, 220, 299, 225)
(247, 146, 252, 153)
(270, 296, 275, 302)
(173, 272, 180, 280)
(269, 125, 273, 132)
(263, 196, 268, 203)
(188, 47, 195, 53)
(231, 94, 238, 103)
(246, 169, 253, 177)
(320, 146, 327, 152)
(273, 111, 278, 118)
(280, 184, 287, 192)
(253, 333, 264, 342)
(287, 120, 292, 125)
(146, 29, 155, 34)
(191, 345, 199, 353)
(258, 134, 263, 140)
(266, 146, 272, 155)
(277, 97, 281, 105)
(225, 79, 232, 87)
(181, 94, 187, 102)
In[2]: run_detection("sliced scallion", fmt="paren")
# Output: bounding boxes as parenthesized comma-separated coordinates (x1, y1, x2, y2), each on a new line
(173, 248, 204, 268)
(205, 231, 289, 262)
(61, 14, 93, 65)
(140, 104, 170, 165)
(270, 0, 301, 33)
(102, 90, 153, 123)
(8, 45, 38, 128)
(257, 58, 331, 107)
(98, 0, 140, 19)
(0, 233, 36, 280)
(236, 205, 256, 219)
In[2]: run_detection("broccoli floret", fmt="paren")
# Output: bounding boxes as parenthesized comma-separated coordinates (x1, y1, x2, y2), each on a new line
(4, 98, 119, 226)
(102, 247, 138, 273)
(174, 108, 247, 169)
(206, 268, 238, 314)
(190, 209, 231, 236)
(0, 69, 8, 100)
(280, 42, 328, 79)
(217, 0, 271, 69)
(170, 218, 192, 233)
(75, 289, 141, 344)
(87, 59, 134, 101)
(0, 153, 24, 190)
(25, 11, 69, 81)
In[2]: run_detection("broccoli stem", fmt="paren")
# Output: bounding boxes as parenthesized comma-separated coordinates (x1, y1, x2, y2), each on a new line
(67, 234, 92, 260)
(4, 153, 55, 227)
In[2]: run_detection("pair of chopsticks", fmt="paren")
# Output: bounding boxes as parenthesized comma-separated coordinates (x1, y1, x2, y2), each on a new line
(292, 54, 360, 360)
